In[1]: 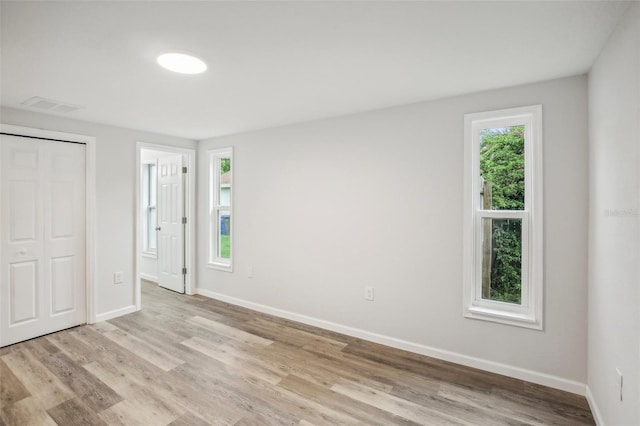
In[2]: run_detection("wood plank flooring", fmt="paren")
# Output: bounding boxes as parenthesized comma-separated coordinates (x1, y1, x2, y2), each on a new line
(0, 280, 595, 425)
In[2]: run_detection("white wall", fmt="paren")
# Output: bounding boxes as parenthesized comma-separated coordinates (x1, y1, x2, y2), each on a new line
(197, 75, 589, 391)
(0, 107, 196, 318)
(139, 255, 158, 283)
(587, 3, 640, 424)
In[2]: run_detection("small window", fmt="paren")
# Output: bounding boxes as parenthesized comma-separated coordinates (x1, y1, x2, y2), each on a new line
(142, 162, 157, 255)
(463, 105, 543, 329)
(209, 148, 232, 270)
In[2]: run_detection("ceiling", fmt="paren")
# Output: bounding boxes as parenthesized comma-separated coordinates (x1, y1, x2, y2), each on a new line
(0, 1, 630, 140)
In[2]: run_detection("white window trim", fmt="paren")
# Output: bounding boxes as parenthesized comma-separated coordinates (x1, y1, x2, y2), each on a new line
(463, 105, 543, 330)
(208, 147, 233, 272)
(141, 161, 157, 258)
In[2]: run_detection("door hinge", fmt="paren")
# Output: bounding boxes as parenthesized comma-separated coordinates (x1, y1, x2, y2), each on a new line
(182, 217, 187, 224)
(182, 166, 187, 174)
(182, 267, 187, 275)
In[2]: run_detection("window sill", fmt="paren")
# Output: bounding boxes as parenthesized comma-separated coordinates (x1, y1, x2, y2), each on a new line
(141, 252, 157, 259)
(207, 261, 232, 273)
(464, 305, 542, 330)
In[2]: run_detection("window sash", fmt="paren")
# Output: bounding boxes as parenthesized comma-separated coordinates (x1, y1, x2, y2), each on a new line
(216, 209, 231, 259)
(474, 211, 529, 309)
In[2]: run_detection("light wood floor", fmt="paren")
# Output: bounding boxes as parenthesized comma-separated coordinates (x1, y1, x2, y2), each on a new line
(1, 280, 594, 425)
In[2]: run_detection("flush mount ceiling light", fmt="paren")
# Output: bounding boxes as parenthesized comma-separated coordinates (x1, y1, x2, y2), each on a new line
(157, 52, 207, 74)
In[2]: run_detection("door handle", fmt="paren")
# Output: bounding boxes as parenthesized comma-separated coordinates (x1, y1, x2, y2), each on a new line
(19, 249, 27, 255)
(155, 227, 161, 231)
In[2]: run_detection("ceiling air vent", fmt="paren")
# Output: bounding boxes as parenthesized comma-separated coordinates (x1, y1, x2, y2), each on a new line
(21, 96, 84, 113)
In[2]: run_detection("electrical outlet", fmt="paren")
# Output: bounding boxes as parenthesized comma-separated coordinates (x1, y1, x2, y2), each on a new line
(365, 286, 374, 301)
(616, 368, 623, 402)
(113, 272, 123, 284)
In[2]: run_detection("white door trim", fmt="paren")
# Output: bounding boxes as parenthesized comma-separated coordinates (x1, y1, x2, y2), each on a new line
(0, 123, 97, 325)
(135, 142, 196, 308)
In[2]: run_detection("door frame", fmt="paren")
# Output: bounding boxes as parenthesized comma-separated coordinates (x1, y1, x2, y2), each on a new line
(0, 123, 97, 326)
(135, 142, 196, 307)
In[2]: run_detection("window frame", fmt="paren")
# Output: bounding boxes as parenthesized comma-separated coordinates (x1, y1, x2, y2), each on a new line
(208, 147, 233, 271)
(463, 105, 543, 329)
(142, 161, 157, 257)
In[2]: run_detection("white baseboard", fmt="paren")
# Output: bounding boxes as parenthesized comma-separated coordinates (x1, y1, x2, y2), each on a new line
(196, 288, 586, 395)
(585, 386, 604, 425)
(95, 304, 138, 322)
(139, 273, 158, 282)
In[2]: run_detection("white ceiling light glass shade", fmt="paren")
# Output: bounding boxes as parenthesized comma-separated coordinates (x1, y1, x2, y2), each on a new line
(157, 52, 207, 74)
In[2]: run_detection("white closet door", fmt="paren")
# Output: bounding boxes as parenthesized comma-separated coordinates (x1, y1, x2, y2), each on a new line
(1, 135, 86, 347)
(156, 154, 184, 293)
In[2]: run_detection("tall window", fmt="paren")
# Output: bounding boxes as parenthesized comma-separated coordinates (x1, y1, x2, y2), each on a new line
(142, 162, 157, 254)
(463, 105, 543, 329)
(209, 148, 232, 270)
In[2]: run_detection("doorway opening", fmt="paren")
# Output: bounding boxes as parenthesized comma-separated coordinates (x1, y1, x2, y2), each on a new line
(135, 143, 196, 309)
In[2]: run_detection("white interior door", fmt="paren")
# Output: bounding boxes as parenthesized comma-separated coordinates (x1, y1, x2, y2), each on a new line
(1, 135, 86, 347)
(156, 154, 184, 293)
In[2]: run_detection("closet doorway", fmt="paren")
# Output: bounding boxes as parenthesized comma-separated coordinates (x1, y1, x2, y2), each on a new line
(0, 125, 96, 347)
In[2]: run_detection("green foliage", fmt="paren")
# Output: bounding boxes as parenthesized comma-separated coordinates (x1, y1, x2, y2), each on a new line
(480, 126, 524, 304)
(220, 235, 231, 259)
(480, 126, 525, 210)
(220, 158, 231, 174)
(490, 220, 522, 303)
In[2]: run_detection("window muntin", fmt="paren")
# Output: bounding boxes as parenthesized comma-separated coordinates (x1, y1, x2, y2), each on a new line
(209, 148, 232, 270)
(463, 105, 543, 329)
(142, 162, 157, 254)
